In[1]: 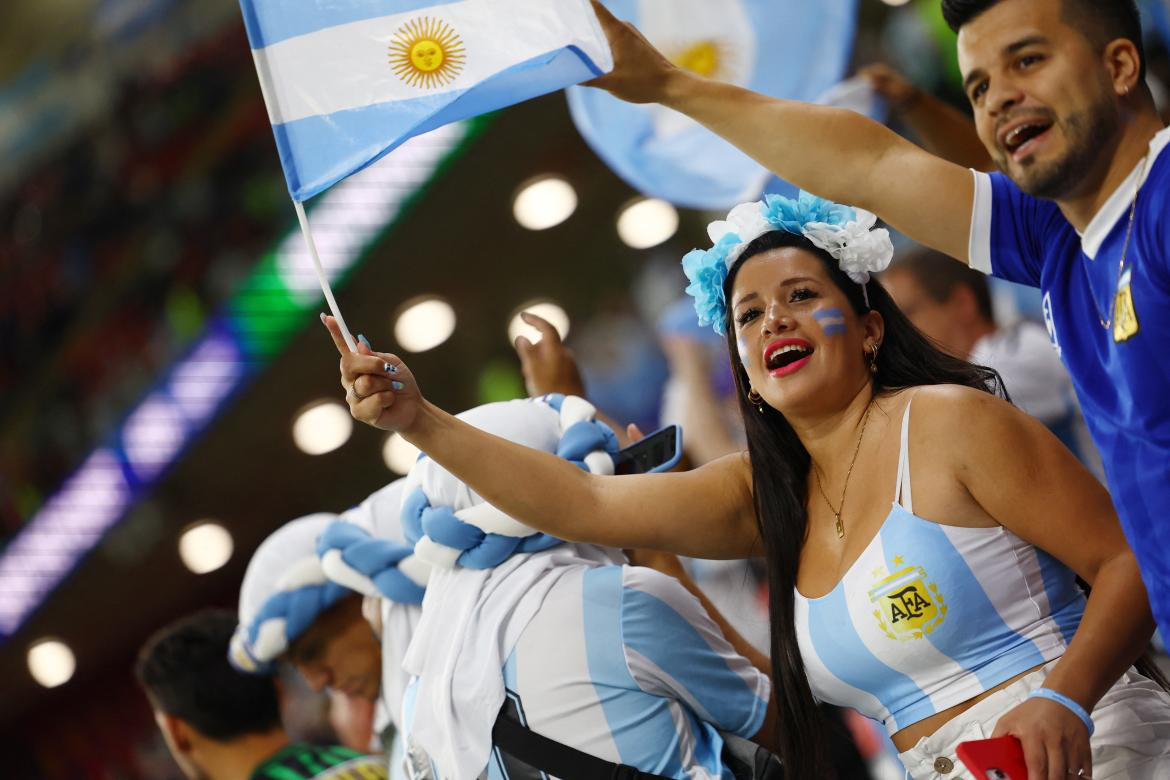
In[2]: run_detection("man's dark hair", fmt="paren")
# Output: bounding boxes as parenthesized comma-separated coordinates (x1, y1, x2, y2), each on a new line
(892, 249, 994, 322)
(941, 0, 1146, 79)
(136, 609, 283, 741)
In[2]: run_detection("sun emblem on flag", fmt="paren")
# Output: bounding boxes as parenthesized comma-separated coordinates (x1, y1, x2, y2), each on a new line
(388, 16, 466, 89)
(665, 38, 747, 83)
(670, 40, 726, 79)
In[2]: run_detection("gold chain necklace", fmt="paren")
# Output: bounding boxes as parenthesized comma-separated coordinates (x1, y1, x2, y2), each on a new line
(812, 400, 874, 539)
(1095, 154, 1148, 331)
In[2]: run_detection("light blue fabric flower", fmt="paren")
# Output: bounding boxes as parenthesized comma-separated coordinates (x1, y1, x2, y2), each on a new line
(763, 191, 855, 233)
(683, 232, 741, 335)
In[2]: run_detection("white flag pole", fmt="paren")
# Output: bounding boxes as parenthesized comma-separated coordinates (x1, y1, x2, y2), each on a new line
(293, 199, 358, 353)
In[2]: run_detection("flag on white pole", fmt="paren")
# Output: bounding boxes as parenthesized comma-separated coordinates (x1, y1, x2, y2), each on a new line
(241, 0, 614, 201)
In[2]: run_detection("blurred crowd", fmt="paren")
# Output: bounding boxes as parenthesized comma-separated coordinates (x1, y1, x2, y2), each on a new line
(0, 25, 286, 535)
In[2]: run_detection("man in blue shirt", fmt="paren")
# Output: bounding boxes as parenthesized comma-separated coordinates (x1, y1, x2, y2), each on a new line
(586, 0, 1170, 637)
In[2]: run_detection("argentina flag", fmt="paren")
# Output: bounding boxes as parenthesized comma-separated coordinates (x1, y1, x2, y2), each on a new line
(241, 0, 613, 201)
(567, 0, 858, 210)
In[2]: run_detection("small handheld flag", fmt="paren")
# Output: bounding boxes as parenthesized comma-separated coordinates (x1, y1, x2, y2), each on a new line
(239, 0, 614, 349)
(242, 0, 613, 201)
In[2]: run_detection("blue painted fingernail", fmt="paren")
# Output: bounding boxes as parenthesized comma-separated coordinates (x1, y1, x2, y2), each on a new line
(391, 380, 406, 391)
(358, 334, 372, 350)
(383, 362, 398, 374)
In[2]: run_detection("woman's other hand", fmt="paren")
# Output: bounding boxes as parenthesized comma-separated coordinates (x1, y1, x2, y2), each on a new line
(991, 696, 1092, 780)
(322, 314, 423, 433)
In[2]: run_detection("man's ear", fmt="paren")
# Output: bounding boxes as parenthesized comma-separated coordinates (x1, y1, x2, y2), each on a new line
(159, 712, 196, 754)
(1103, 37, 1143, 98)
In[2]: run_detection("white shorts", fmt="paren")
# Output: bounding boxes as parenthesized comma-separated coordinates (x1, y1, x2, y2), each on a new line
(898, 661, 1170, 779)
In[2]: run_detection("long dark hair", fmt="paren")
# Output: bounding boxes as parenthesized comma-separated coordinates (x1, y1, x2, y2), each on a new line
(722, 231, 1004, 777)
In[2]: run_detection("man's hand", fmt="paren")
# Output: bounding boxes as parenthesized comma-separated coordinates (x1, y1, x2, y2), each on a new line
(585, 0, 681, 104)
(513, 312, 586, 398)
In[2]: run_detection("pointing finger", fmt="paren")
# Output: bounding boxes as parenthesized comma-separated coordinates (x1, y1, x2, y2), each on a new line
(321, 314, 352, 355)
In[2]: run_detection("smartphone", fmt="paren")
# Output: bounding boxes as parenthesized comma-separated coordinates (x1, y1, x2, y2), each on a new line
(612, 425, 682, 475)
(956, 736, 1028, 780)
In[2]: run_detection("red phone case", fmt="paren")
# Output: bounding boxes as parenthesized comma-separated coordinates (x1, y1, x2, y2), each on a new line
(956, 736, 1028, 779)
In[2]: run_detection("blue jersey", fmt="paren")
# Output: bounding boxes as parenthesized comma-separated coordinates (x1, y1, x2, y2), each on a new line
(968, 126, 1170, 634)
(403, 565, 770, 779)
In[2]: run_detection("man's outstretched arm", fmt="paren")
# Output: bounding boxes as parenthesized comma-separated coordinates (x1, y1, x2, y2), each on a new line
(588, 1, 977, 263)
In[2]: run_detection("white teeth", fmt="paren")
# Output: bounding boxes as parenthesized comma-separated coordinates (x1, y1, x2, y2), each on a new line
(766, 344, 812, 363)
(1006, 123, 1045, 150)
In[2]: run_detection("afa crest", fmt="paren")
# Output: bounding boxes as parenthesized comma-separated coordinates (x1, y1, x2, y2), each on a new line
(868, 561, 947, 641)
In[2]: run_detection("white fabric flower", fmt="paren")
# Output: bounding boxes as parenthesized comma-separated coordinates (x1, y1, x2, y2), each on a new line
(802, 208, 893, 284)
(707, 201, 773, 268)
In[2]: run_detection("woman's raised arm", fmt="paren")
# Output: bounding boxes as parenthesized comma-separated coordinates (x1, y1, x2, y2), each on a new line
(324, 315, 760, 559)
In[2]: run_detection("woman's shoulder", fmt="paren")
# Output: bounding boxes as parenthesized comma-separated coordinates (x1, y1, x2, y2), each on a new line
(898, 384, 1036, 456)
(900, 383, 1011, 417)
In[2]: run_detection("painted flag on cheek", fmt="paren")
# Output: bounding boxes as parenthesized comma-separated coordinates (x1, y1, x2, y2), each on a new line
(566, 0, 858, 210)
(240, 0, 614, 201)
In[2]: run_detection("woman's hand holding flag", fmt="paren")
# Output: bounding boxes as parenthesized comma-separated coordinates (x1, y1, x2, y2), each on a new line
(322, 314, 422, 434)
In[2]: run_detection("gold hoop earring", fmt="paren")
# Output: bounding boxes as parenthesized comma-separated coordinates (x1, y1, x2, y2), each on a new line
(747, 388, 765, 413)
(867, 343, 879, 374)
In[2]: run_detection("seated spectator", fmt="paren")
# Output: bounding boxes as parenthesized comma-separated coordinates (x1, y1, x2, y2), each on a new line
(135, 609, 387, 780)
(230, 478, 423, 752)
(395, 396, 777, 779)
(882, 249, 1103, 477)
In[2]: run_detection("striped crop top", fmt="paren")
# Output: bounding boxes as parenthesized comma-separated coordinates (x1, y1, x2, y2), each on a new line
(794, 399, 1086, 735)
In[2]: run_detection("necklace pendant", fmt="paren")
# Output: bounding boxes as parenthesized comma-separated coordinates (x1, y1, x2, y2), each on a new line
(835, 514, 845, 539)
(1113, 273, 1140, 342)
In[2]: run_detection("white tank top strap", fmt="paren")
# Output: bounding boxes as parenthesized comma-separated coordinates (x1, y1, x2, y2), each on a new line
(893, 397, 914, 512)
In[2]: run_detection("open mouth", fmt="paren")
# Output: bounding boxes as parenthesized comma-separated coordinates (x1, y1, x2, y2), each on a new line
(1002, 119, 1054, 159)
(765, 339, 814, 375)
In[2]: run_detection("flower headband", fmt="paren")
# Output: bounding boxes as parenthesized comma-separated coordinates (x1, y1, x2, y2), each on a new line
(681, 192, 894, 334)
